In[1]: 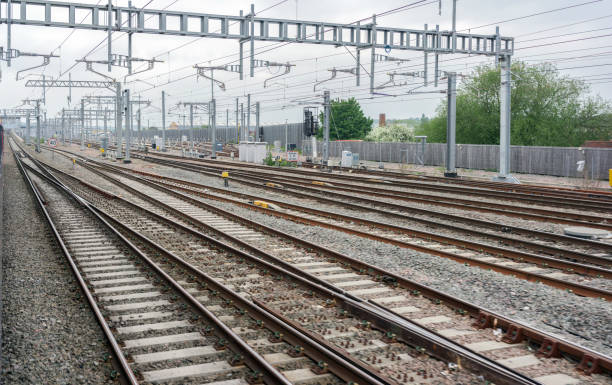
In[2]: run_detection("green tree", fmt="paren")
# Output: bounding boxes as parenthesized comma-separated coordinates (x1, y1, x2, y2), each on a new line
(415, 61, 611, 146)
(318, 97, 373, 140)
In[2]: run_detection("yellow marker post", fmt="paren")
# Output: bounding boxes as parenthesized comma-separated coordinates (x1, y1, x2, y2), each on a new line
(609, 169, 611, 187)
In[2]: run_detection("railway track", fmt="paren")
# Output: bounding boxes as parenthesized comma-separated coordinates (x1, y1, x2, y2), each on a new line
(11, 141, 398, 385)
(125, 149, 612, 209)
(14, 137, 557, 385)
(24, 142, 612, 384)
(114, 152, 612, 259)
(131, 154, 612, 231)
(93, 165, 612, 293)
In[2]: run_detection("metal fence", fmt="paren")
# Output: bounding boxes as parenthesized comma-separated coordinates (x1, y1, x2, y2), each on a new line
(325, 141, 612, 180)
(140, 124, 611, 179)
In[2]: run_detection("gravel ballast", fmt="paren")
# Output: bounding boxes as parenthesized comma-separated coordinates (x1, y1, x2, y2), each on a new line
(194, 190, 612, 357)
(1, 143, 115, 384)
(30, 149, 612, 356)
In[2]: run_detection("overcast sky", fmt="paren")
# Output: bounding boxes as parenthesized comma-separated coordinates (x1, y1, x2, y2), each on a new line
(1, 0, 611, 127)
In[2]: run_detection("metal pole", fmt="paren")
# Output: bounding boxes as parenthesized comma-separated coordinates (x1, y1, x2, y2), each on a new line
(235, 98, 240, 143)
(285, 119, 288, 153)
(127, 1, 133, 75)
(123, 89, 131, 162)
(255, 101, 260, 142)
(61, 109, 65, 145)
(452, 0, 457, 53)
(369, 15, 376, 94)
(80, 99, 85, 150)
(322, 90, 330, 167)
(35, 100, 41, 152)
(247, 94, 251, 140)
(211, 99, 217, 158)
(356, 21, 361, 87)
(115, 82, 123, 157)
(107, 0, 112, 72)
(424, 24, 428, 86)
(250, 4, 255, 77)
(445, 72, 457, 177)
(161, 90, 166, 151)
(240, 103, 245, 141)
(104, 107, 108, 142)
(137, 107, 141, 146)
(7, 0, 11, 67)
(189, 104, 194, 151)
(26, 113, 30, 145)
(495, 54, 518, 183)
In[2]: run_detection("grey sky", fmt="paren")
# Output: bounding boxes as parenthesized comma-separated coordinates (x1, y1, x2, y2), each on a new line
(1, 0, 611, 127)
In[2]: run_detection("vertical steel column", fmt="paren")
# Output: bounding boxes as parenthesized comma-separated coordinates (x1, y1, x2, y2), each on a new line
(255, 101, 260, 142)
(35, 100, 41, 152)
(127, 1, 133, 74)
(123, 89, 131, 162)
(61, 109, 65, 145)
(356, 21, 361, 87)
(161, 90, 166, 151)
(240, 103, 245, 141)
(495, 54, 518, 183)
(108, 0, 113, 72)
(369, 15, 376, 94)
(80, 99, 85, 150)
(239, 10, 244, 80)
(137, 106, 141, 145)
(211, 99, 217, 158)
(250, 4, 255, 78)
(452, 0, 457, 53)
(115, 82, 123, 157)
(423, 24, 428, 86)
(189, 104, 194, 151)
(322, 90, 330, 166)
(235, 98, 240, 142)
(104, 108, 108, 144)
(445, 72, 457, 177)
(247, 94, 251, 139)
(25, 113, 30, 145)
(7, 0, 11, 67)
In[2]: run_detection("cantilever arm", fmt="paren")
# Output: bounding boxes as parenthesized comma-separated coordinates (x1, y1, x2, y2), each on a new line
(314, 69, 337, 91)
(15, 53, 58, 80)
(263, 63, 294, 88)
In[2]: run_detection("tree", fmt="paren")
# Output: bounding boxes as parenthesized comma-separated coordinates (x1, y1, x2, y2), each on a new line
(365, 124, 415, 142)
(318, 97, 373, 140)
(415, 61, 611, 146)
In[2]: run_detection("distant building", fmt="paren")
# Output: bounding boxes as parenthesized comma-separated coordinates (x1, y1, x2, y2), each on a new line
(168, 122, 179, 130)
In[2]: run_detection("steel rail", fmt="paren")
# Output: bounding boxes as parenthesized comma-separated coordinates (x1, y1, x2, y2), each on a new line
(124, 153, 612, 255)
(80, 160, 612, 300)
(12, 141, 294, 385)
(111, 166, 612, 268)
(127, 149, 612, 202)
(301, 161, 612, 202)
(138, 151, 612, 211)
(9, 143, 139, 385)
(123, 171, 612, 278)
(30, 156, 545, 385)
(55, 150, 612, 378)
(147, 158, 612, 230)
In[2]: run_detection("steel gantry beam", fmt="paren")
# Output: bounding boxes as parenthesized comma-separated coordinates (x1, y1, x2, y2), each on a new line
(1, 0, 513, 84)
(24, 79, 115, 89)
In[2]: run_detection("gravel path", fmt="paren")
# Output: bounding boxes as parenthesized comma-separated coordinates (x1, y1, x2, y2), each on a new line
(1, 144, 115, 384)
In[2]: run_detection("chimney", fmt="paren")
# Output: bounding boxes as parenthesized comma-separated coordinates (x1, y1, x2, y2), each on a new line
(379, 113, 386, 127)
